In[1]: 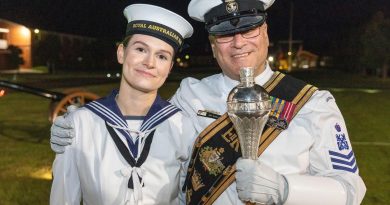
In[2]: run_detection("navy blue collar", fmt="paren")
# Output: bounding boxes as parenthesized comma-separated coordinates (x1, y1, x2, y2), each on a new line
(84, 89, 180, 157)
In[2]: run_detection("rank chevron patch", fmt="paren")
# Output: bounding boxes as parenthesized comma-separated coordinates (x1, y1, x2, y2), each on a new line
(328, 150, 358, 173)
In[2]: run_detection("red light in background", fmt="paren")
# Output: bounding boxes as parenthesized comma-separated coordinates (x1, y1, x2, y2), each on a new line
(0, 89, 5, 97)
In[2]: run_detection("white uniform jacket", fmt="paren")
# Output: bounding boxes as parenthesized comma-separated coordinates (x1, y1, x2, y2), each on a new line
(170, 65, 366, 205)
(50, 106, 196, 205)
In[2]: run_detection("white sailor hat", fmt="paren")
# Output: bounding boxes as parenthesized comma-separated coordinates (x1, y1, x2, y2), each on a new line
(123, 4, 193, 52)
(188, 0, 275, 35)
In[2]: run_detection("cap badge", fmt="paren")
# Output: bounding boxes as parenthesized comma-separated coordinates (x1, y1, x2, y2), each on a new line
(225, 0, 239, 13)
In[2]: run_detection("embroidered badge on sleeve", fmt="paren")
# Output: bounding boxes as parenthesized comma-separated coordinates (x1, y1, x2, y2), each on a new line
(329, 123, 357, 173)
(335, 123, 349, 151)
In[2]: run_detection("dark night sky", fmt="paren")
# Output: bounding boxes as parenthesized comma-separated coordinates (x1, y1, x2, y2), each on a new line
(0, 0, 389, 55)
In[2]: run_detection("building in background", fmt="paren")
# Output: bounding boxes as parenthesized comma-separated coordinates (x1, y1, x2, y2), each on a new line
(0, 18, 96, 71)
(0, 26, 11, 69)
(268, 41, 319, 71)
(0, 19, 31, 69)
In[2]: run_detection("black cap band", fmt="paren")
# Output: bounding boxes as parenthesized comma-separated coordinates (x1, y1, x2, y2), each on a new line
(126, 20, 184, 52)
(204, 0, 266, 35)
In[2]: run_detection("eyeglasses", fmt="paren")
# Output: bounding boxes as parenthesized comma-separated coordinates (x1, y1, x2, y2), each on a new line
(214, 27, 261, 43)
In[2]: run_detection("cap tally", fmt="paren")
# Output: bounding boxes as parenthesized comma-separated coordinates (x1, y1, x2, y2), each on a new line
(124, 4, 193, 52)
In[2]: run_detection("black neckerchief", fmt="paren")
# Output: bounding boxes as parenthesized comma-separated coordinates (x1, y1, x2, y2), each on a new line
(105, 121, 155, 189)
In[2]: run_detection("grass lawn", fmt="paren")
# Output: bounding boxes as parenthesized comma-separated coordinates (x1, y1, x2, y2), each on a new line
(0, 72, 389, 204)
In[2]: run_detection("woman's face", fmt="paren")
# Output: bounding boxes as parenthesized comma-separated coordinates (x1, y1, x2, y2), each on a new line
(117, 34, 174, 94)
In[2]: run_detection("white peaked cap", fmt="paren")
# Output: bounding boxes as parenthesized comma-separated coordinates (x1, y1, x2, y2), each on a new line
(123, 4, 193, 51)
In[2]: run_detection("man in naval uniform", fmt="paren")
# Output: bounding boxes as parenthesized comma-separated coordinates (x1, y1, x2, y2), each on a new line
(170, 0, 366, 204)
(50, 0, 366, 204)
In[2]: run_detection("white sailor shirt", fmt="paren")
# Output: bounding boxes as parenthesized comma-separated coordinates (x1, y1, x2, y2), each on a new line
(51, 92, 196, 205)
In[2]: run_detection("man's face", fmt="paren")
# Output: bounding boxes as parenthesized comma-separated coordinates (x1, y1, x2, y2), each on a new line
(210, 24, 269, 80)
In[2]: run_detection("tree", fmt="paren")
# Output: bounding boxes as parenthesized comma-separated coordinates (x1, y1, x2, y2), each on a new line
(33, 34, 61, 73)
(360, 11, 390, 79)
(6, 45, 24, 69)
